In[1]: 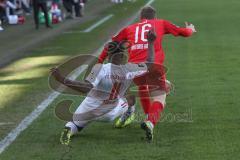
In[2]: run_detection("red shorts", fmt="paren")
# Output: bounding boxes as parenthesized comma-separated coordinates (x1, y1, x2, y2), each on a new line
(133, 64, 168, 97)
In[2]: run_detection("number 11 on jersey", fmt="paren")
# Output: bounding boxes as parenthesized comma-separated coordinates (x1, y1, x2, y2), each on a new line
(109, 82, 122, 100)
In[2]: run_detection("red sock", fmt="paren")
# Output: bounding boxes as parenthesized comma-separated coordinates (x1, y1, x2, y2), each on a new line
(147, 101, 164, 126)
(139, 86, 151, 114)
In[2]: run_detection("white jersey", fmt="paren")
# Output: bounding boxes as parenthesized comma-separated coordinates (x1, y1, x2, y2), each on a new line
(85, 63, 148, 101)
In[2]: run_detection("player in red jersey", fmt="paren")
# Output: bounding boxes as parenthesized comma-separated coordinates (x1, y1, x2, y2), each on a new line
(98, 6, 196, 141)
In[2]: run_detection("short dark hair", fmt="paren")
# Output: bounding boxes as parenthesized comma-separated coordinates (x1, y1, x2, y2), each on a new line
(140, 6, 156, 19)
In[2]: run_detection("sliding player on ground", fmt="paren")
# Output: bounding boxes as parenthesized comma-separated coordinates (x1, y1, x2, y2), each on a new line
(50, 30, 157, 145)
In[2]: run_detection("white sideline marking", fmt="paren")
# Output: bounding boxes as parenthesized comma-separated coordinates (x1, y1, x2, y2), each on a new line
(64, 14, 114, 34)
(82, 14, 114, 33)
(0, 0, 155, 155)
(0, 122, 14, 126)
(0, 66, 85, 154)
(0, 92, 59, 154)
(145, 0, 155, 6)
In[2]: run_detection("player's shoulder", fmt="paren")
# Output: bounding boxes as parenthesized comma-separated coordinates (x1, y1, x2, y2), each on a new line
(142, 18, 165, 23)
(159, 19, 176, 25)
(124, 62, 147, 70)
(126, 19, 163, 28)
(157, 19, 166, 22)
(91, 63, 104, 74)
(126, 23, 138, 30)
(124, 62, 136, 67)
(102, 63, 112, 67)
(94, 63, 112, 67)
(153, 19, 167, 24)
(92, 63, 103, 69)
(91, 63, 114, 78)
(101, 63, 113, 71)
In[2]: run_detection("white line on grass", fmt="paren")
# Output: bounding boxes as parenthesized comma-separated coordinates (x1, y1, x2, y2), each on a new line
(145, 0, 155, 6)
(64, 14, 114, 34)
(0, 92, 59, 154)
(82, 14, 114, 33)
(0, 67, 85, 154)
(0, 0, 155, 155)
(0, 122, 14, 126)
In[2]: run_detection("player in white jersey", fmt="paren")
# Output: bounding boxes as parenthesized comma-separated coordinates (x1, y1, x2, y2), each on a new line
(51, 30, 156, 145)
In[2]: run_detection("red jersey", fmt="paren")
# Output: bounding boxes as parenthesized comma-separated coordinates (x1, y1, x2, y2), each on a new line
(98, 19, 193, 64)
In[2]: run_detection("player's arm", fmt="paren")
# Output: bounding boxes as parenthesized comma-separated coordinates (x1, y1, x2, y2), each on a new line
(146, 29, 156, 68)
(98, 28, 128, 63)
(163, 20, 196, 37)
(124, 30, 156, 81)
(50, 68, 93, 93)
(98, 47, 108, 63)
(128, 30, 164, 87)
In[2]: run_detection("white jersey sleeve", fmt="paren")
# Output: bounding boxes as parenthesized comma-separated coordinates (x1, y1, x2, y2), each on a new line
(85, 64, 104, 87)
(123, 63, 148, 80)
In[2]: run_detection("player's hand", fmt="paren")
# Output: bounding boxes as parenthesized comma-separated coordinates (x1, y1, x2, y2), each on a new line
(50, 67, 65, 83)
(185, 22, 197, 33)
(147, 29, 157, 43)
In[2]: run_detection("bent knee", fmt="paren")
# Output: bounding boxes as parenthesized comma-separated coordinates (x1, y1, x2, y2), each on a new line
(152, 93, 167, 107)
(126, 95, 136, 106)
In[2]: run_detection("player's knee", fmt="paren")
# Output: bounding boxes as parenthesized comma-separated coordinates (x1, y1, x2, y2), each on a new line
(152, 93, 166, 107)
(126, 95, 136, 106)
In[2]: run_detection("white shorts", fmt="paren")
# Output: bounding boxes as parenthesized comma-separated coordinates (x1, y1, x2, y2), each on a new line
(72, 97, 128, 127)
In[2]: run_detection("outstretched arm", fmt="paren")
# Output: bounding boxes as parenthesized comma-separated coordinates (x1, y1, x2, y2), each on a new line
(50, 68, 93, 93)
(164, 20, 196, 37)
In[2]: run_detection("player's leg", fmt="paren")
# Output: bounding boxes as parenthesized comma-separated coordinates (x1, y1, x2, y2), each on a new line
(141, 76, 172, 142)
(40, 2, 50, 28)
(138, 85, 151, 116)
(147, 90, 166, 125)
(146, 80, 172, 126)
(97, 98, 128, 122)
(134, 75, 152, 118)
(60, 99, 90, 145)
(60, 97, 103, 145)
(32, 1, 39, 29)
(141, 90, 166, 142)
(114, 96, 136, 128)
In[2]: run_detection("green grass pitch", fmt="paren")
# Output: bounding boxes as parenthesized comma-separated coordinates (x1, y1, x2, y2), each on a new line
(0, 0, 240, 159)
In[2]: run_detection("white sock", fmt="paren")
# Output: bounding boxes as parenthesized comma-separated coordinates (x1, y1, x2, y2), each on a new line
(129, 105, 135, 113)
(120, 105, 135, 121)
(65, 122, 79, 135)
(0, 21, 3, 31)
(146, 121, 154, 129)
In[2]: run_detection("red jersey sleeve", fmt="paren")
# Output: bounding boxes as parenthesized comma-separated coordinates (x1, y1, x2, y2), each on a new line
(112, 27, 128, 42)
(98, 27, 128, 63)
(163, 20, 193, 37)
